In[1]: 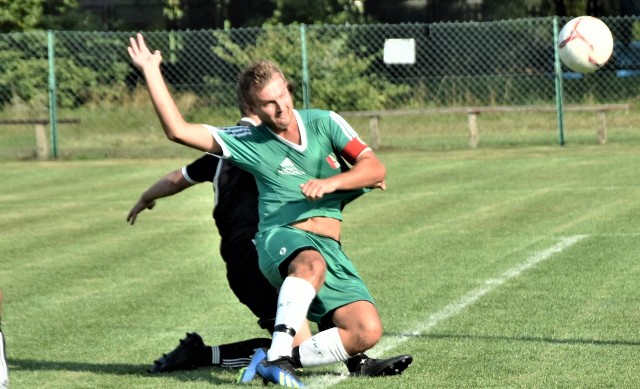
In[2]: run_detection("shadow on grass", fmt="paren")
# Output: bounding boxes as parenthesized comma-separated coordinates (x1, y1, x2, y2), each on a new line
(8, 358, 343, 384)
(386, 332, 640, 347)
(8, 358, 230, 384)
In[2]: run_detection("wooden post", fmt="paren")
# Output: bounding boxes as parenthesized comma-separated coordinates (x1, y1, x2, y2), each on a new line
(34, 123, 49, 160)
(597, 110, 607, 145)
(467, 111, 479, 148)
(369, 115, 380, 150)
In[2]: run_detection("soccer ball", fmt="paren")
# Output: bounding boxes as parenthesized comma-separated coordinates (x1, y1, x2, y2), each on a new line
(558, 16, 614, 73)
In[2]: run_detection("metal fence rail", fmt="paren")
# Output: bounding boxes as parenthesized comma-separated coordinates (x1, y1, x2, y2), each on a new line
(1, 16, 639, 159)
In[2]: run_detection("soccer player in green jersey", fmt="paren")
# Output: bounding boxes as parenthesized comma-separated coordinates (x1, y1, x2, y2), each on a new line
(128, 33, 411, 387)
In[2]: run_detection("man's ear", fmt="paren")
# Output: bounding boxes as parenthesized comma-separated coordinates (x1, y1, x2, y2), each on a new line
(241, 98, 256, 115)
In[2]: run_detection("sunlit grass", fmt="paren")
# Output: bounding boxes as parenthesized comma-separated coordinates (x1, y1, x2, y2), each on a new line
(2, 145, 639, 388)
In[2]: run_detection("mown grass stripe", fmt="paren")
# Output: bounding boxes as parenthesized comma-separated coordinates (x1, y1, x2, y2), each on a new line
(309, 235, 587, 388)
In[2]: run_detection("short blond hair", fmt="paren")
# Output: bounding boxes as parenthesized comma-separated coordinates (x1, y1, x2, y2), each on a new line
(238, 60, 286, 110)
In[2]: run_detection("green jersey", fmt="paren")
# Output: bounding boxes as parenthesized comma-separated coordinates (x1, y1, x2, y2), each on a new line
(207, 109, 370, 232)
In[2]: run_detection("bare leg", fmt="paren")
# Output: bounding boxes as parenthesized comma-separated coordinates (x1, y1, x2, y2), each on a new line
(330, 301, 383, 355)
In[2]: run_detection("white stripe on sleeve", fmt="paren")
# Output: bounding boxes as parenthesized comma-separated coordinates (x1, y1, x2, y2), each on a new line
(329, 111, 359, 139)
(204, 124, 231, 158)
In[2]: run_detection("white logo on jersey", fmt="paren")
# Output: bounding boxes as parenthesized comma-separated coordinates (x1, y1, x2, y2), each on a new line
(277, 158, 305, 176)
(280, 247, 287, 256)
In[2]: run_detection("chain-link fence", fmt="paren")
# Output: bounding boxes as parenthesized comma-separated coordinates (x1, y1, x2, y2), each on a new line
(1, 16, 639, 159)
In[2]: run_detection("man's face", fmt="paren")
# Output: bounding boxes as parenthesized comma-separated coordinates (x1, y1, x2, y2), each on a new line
(249, 74, 293, 131)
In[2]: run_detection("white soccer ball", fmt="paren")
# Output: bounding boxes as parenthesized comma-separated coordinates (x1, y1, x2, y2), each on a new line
(558, 16, 614, 73)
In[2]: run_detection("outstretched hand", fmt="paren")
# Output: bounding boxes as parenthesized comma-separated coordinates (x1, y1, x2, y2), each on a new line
(127, 33, 162, 71)
(126, 198, 156, 225)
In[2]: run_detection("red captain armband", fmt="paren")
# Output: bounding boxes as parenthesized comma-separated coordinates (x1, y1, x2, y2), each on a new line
(341, 137, 369, 164)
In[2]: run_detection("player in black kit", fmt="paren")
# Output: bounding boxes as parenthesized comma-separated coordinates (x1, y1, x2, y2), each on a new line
(127, 112, 412, 377)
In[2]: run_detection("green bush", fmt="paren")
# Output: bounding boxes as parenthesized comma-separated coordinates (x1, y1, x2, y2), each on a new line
(0, 31, 132, 110)
(212, 25, 409, 111)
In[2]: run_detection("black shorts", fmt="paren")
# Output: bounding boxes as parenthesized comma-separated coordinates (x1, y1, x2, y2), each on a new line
(220, 237, 278, 331)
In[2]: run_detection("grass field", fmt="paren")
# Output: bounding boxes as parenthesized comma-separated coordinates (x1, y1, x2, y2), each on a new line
(2, 144, 640, 388)
(2, 104, 640, 160)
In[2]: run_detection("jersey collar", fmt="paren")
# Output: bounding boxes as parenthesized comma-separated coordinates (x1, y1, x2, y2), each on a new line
(268, 109, 307, 152)
(240, 117, 259, 126)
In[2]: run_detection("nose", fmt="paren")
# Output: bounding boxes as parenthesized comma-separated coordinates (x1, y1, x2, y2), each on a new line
(274, 99, 284, 114)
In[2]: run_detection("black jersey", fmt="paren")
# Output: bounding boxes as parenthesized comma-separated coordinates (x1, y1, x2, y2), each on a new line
(182, 118, 259, 250)
(182, 118, 278, 326)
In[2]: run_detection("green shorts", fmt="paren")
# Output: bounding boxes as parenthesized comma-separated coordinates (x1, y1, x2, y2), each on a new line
(255, 226, 374, 323)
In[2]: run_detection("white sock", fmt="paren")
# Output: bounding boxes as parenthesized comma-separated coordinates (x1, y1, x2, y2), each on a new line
(267, 277, 316, 361)
(298, 327, 350, 367)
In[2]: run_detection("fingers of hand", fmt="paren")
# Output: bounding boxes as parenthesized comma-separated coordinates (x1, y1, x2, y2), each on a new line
(300, 182, 325, 201)
(126, 212, 136, 225)
(136, 33, 147, 52)
(128, 33, 153, 62)
(128, 37, 137, 53)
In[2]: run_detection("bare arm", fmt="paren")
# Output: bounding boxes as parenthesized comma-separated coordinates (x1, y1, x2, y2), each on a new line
(127, 169, 194, 225)
(299, 150, 386, 201)
(127, 33, 221, 153)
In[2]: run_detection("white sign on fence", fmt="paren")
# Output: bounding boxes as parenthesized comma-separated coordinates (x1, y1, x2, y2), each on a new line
(383, 38, 416, 64)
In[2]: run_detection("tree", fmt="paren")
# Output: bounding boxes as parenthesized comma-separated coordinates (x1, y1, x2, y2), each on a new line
(182, 0, 222, 29)
(0, 0, 44, 32)
(366, 0, 632, 23)
(164, 0, 184, 30)
(211, 25, 409, 110)
(40, 0, 100, 30)
(228, 0, 277, 28)
(529, 0, 623, 17)
(479, 0, 535, 20)
(0, 0, 99, 32)
(266, 0, 368, 25)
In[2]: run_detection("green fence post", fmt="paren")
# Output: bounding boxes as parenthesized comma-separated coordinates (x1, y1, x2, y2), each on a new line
(47, 30, 59, 158)
(553, 17, 565, 146)
(169, 31, 178, 64)
(300, 24, 310, 109)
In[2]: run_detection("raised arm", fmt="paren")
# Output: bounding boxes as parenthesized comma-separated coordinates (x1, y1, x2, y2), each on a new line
(126, 169, 194, 225)
(127, 33, 221, 153)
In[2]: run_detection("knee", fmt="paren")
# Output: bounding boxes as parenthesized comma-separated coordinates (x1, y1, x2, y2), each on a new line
(343, 315, 383, 354)
(288, 250, 326, 289)
(357, 318, 383, 350)
(332, 302, 384, 354)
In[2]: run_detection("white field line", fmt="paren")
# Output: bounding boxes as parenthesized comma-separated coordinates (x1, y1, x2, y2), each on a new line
(308, 234, 588, 388)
